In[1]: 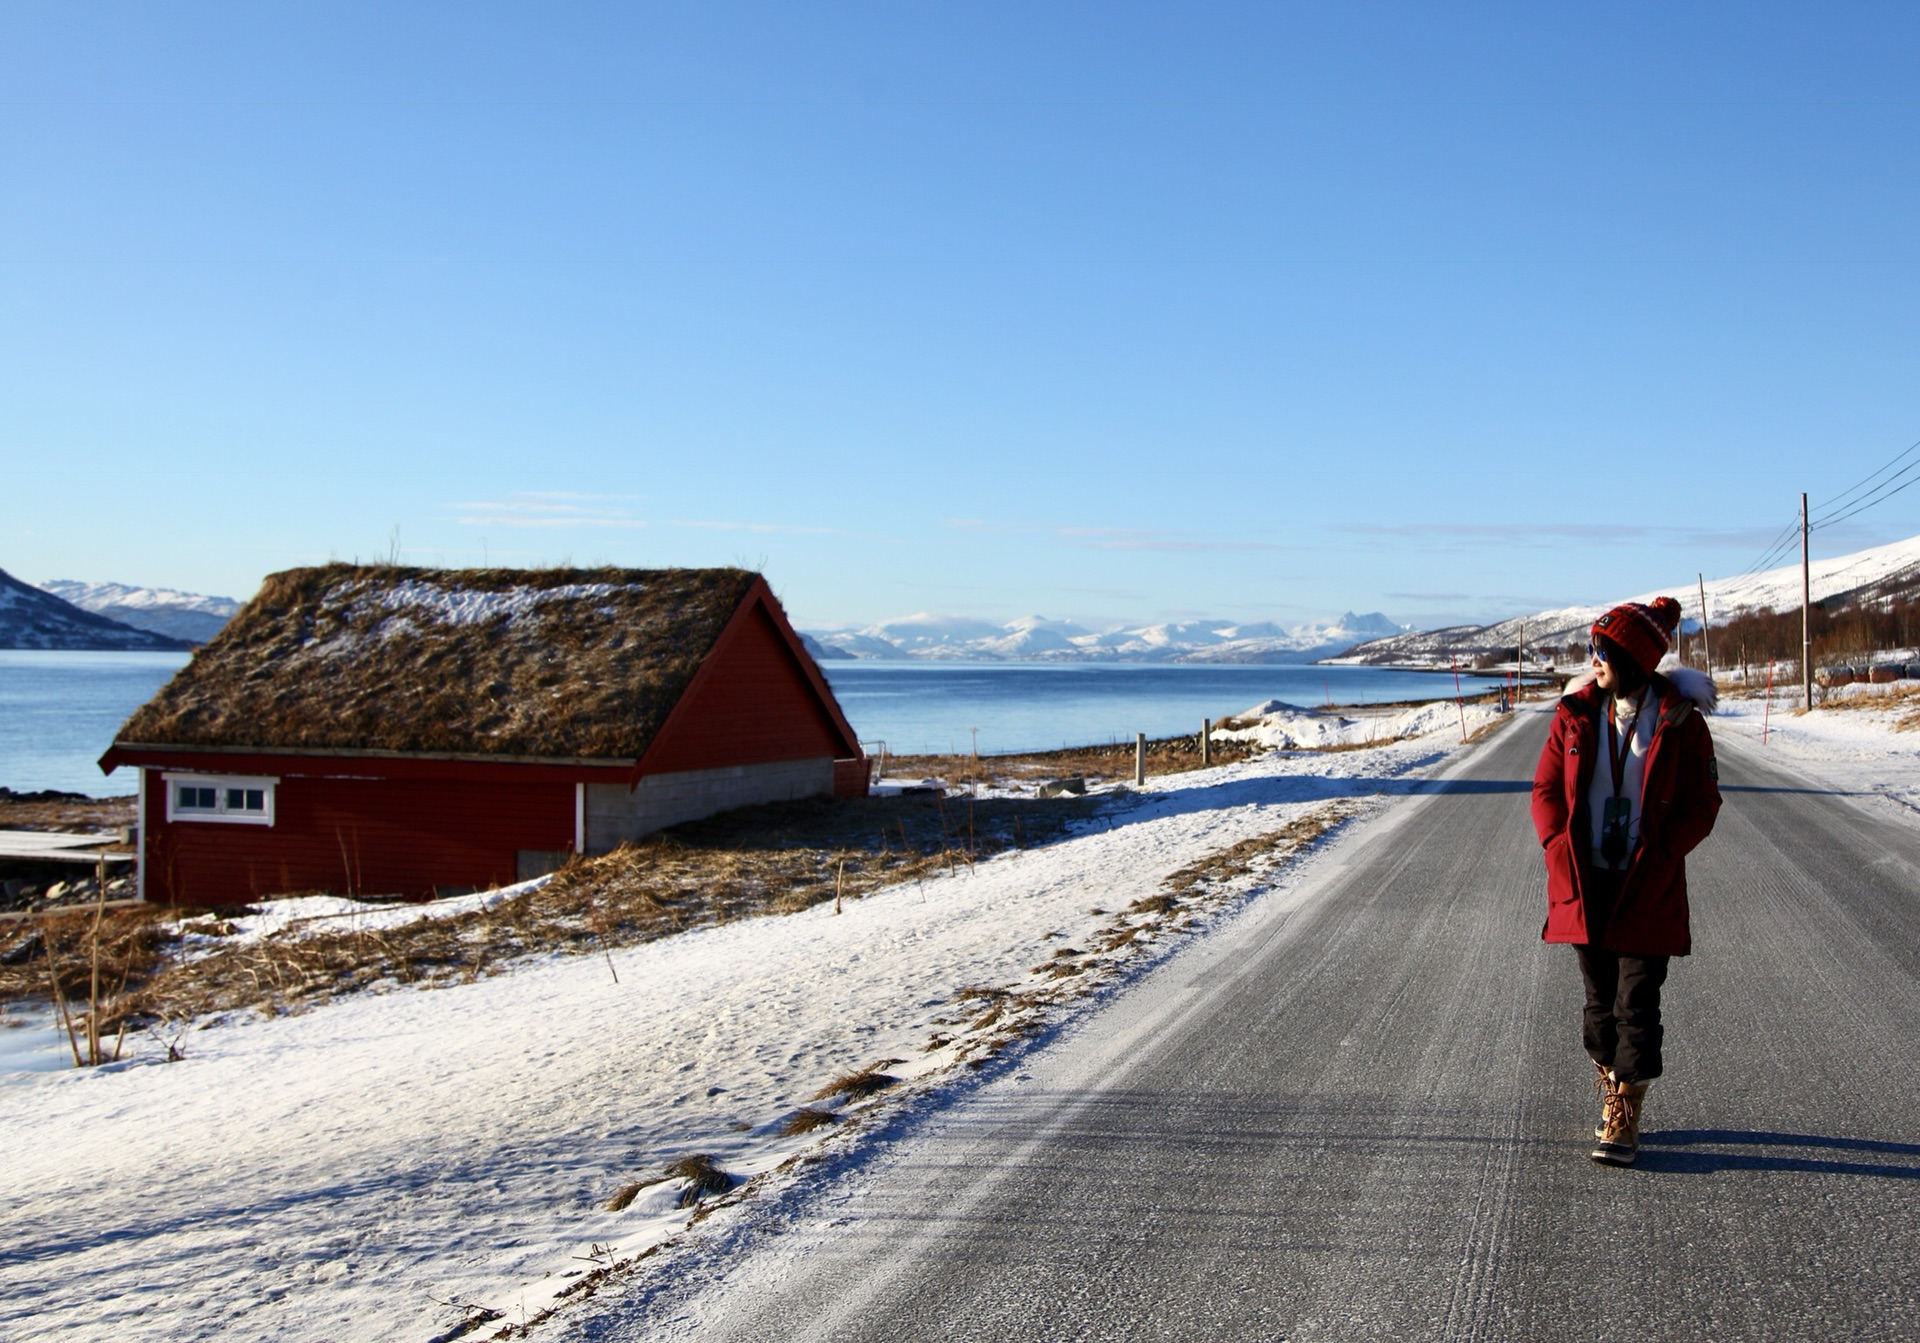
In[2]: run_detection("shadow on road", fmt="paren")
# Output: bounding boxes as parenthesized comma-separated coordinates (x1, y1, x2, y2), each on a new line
(1638, 1128, 1920, 1180)
(1720, 784, 1875, 797)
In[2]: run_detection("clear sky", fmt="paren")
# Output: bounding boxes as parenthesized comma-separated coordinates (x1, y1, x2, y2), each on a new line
(5, 2, 1919, 631)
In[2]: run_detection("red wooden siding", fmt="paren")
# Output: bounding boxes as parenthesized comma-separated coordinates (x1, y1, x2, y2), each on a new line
(639, 597, 853, 775)
(141, 769, 574, 905)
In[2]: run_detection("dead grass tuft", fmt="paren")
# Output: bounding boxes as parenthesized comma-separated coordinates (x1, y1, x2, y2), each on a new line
(604, 1182, 645, 1212)
(779, 1106, 841, 1136)
(811, 1065, 900, 1101)
(662, 1154, 734, 1207)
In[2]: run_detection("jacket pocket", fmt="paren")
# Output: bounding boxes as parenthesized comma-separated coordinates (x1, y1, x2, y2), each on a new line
(1544, 831, 1581, 907)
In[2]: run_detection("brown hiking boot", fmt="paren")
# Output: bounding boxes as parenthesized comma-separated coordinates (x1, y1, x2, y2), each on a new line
(1592, 1061, 1612, 1139)
(1591, 1079, 1650, 1166)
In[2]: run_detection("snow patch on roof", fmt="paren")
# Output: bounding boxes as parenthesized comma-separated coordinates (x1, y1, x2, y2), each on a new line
(367, 580, 630, 626)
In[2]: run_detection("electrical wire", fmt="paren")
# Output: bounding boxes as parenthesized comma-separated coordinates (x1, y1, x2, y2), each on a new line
(1811, 471, 1920, 533)
(1732, 516, 1809, 579)
(1810, 437, 1920, 516)
(1809, 457, 1920, 530)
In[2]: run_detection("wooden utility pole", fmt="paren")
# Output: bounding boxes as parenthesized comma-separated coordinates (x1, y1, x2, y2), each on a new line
(1134, 733, 1146, 786)
(1697, 573, 1712, 674)
(1801, 491, 1813, 709)
(1200, 719, 1211, 766)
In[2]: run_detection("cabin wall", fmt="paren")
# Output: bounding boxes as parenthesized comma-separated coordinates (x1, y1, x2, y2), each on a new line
(642, 602, 850, 774)
(140, 767, 575, 905)
(583, 757, 834, 852)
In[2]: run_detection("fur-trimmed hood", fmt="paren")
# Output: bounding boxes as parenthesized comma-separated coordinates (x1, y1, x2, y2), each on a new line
(1561, 660, 1718, 715)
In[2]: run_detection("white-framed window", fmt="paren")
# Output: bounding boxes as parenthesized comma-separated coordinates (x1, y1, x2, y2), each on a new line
(163, 773, 278, 826)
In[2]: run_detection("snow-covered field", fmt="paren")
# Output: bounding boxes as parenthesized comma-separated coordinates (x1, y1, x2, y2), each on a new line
(1, 705, 1503, 1343)
(1714, 679, 1920, 817)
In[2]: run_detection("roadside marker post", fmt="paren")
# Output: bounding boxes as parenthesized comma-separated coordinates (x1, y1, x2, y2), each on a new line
(1763, 660, 1776, 745)
(1450, 656, 1468, 743)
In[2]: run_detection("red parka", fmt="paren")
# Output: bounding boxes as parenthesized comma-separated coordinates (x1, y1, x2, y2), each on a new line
(1531, 668, 1721, 956)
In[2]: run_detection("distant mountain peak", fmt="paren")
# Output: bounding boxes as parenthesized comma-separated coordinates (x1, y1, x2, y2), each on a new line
(0, 569, 193, 650)
(39, 579, 238, 645)
(803, 607, 1423, 664)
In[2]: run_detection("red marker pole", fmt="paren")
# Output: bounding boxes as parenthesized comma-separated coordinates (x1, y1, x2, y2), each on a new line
(1451, 655, 1468, 743)
(1763, 659, 1776, 746)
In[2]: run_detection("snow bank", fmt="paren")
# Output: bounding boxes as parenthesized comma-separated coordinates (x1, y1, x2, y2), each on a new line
(1217, 697, 1503, 751)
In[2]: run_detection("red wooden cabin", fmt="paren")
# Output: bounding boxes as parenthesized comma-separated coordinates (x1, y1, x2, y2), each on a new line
(100, 565, 866, 905)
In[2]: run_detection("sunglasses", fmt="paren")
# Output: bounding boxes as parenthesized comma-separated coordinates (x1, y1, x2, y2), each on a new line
(1586, 640, 1611, 663)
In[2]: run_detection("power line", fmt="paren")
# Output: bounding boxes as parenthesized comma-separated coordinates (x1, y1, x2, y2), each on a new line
(1809, 455, 1920, 530)
(1810, 437, 1920, 515)
(1812, 470, 1920, 533)
(1733, 516, 1808, 579)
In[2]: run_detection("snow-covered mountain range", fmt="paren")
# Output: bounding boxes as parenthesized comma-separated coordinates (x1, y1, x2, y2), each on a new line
(0, 569, 194, 650)
(802, 610, 1410, 663)
(40, 579, 240, 645)
(1331, 532, 1920, 667)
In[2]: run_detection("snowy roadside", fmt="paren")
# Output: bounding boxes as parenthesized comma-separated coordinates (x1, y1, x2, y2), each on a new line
(1712, 680, 1920, 818)
(3, 705, 1506, 1343)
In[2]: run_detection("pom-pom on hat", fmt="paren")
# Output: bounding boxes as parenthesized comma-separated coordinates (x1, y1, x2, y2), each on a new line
(1591, 596, 1682, 677)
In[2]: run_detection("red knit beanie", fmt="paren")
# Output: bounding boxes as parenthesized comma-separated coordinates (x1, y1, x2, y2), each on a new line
(1591, 596, 1682, 677)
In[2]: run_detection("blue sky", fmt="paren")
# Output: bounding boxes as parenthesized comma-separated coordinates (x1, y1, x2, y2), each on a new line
(5, 2, 1919, 631)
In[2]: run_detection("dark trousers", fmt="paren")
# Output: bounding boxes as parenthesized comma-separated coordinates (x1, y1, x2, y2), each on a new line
(1575, 944, 1670, 1083)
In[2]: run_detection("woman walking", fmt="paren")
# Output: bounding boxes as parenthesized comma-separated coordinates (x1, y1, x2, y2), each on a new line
(1531, 597, 1722, 1166)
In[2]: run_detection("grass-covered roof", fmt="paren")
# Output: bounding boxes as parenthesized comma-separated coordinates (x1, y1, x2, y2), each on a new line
(115, 564, 762, 759)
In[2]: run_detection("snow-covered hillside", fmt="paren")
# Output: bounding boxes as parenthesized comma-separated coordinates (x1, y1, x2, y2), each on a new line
(1332, 533, 1920, 667)
(39, 579, 239, 645)
(806, 610, 1408, 664)
(0, 569, 192, 650)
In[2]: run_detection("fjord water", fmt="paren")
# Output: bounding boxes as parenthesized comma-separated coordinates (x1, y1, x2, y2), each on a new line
(820, 660, 1478, 757)
(0, 650, 191, 796)
(0, 652, 1483, 796)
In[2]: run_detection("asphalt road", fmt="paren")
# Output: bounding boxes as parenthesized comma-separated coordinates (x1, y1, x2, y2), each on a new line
(573, 707, 1920, 1343)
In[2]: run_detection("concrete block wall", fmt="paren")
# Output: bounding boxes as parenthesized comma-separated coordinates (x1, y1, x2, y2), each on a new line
(584, 757, 835, 852)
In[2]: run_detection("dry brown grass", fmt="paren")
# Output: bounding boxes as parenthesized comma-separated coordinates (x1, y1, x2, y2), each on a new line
(603, 1182, 646, 1213)
(114, 564, 759, 758)
(0, 791, 136, 834)
(898, 732, 1261, 789)
(811, 1063, 901, 1101)
(662, 1154, 734, 1207)
(0, 905, 175, 1025)
(779, 1106, 841, 1136)
(0, 788, 1094, 1028)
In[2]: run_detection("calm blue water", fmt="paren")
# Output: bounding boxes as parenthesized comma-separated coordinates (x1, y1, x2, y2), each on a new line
(820, 661, 1484, 757)
(0, 652, 1492, 795)
(0, 650, 191, 797)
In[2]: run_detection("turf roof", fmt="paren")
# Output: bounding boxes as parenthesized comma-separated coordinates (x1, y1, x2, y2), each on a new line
(114, 564, 764, 759)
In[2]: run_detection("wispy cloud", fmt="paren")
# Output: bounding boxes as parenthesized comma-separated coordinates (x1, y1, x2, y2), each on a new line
(1055, 527, 1290, 554)
(668, 519, 841, 537)
(451, 492, 645, 529)
(943, 519, 1289, 553)
(1336, 522, 1783, 549)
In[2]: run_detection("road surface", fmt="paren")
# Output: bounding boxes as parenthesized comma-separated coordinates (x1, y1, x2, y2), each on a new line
(563, 705, 1920, 1343)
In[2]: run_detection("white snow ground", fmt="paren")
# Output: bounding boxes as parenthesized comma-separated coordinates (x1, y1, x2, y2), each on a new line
(1712, 679, 1920, 818)
(6, 685, 1910, 1343)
